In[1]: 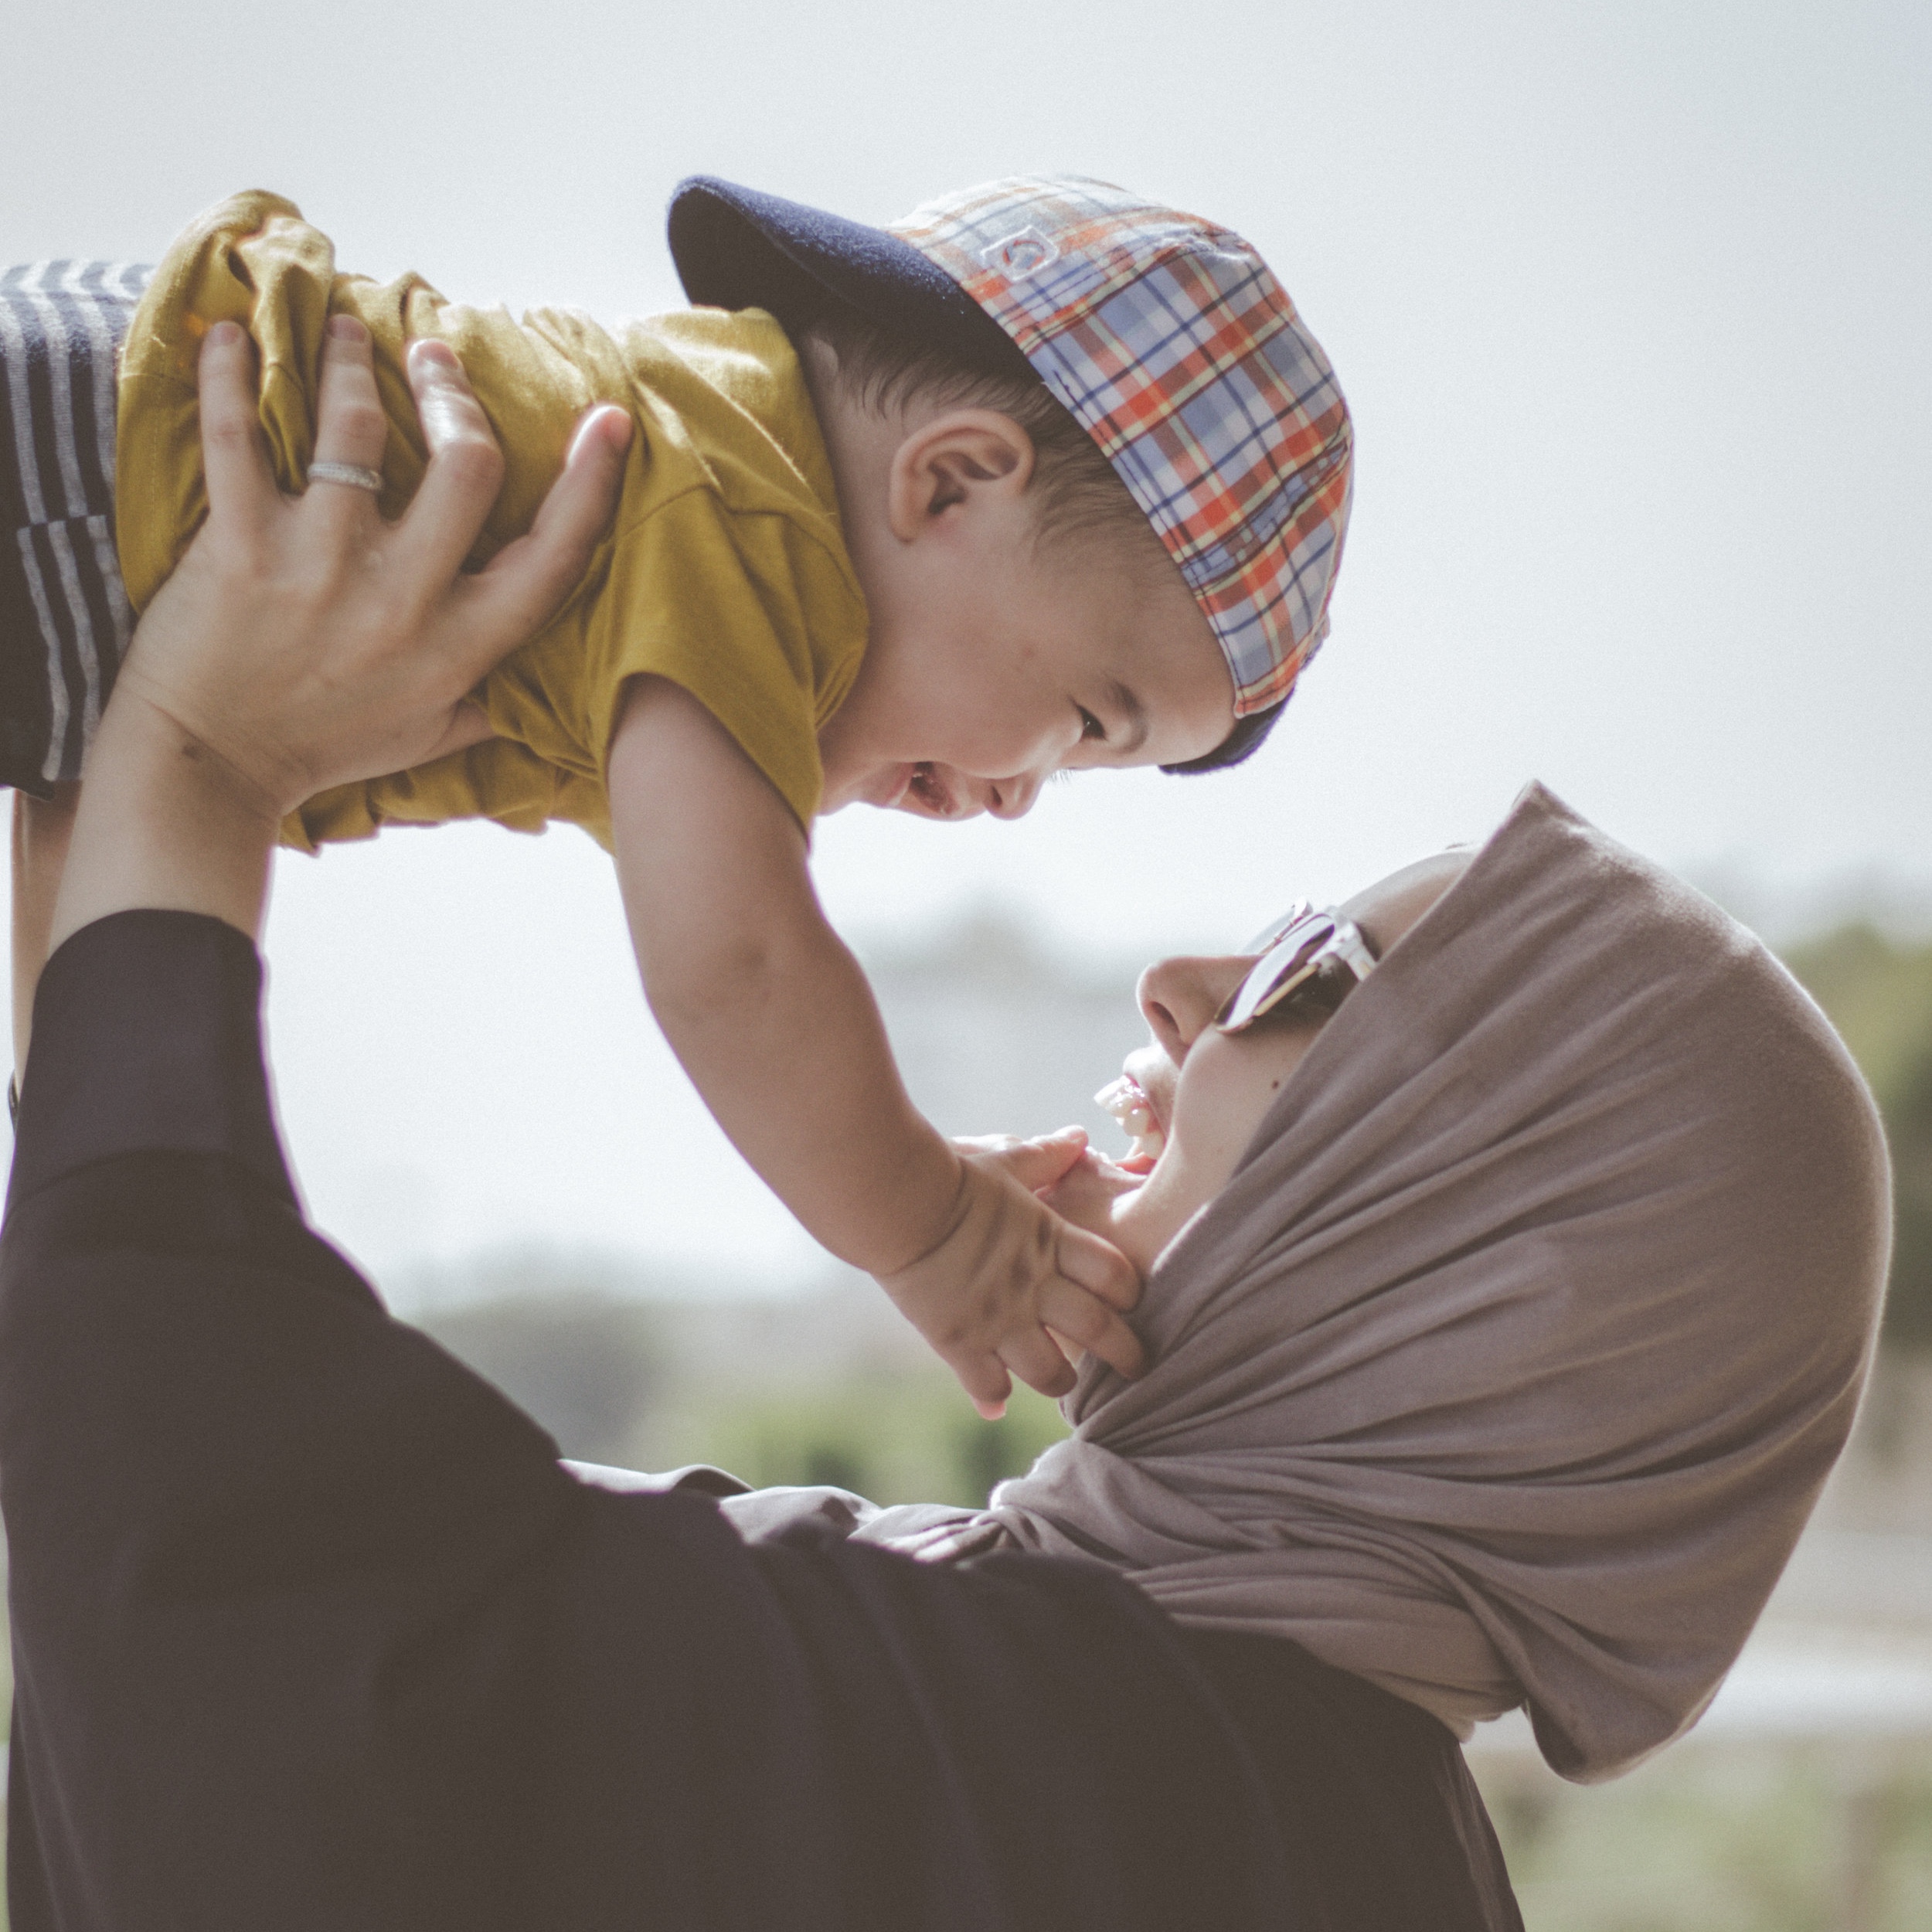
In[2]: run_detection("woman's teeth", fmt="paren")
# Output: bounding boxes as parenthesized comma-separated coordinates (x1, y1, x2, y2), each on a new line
(1094, 1075, 1166, 1164)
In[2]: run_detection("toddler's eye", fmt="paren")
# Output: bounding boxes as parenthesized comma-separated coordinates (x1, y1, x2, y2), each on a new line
(1077, 706, 1106, 743)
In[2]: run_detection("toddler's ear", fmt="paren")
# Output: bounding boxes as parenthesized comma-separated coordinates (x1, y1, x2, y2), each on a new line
(888, 410, 1036, 539)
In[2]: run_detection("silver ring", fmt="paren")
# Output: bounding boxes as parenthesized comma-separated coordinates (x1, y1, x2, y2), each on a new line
(307, 461, 384, 493)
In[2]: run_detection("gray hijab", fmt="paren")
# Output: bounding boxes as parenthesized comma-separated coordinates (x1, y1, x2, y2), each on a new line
(863, 784, 1891, 1782)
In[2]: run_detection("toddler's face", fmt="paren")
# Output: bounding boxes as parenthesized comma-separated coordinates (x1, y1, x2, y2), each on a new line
(815, 489, 1235, 820)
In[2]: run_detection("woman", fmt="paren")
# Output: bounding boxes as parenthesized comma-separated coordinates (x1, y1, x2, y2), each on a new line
(722, 796, 1889, 1791)
(0, 321, 1502, 1932)
(0, 325, 1886, 1931)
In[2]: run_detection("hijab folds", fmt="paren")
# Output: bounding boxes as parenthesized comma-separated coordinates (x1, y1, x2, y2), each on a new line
(872, 785, 1891, 1782)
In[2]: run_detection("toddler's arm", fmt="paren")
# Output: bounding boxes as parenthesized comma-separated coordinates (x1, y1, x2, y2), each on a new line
(607, 677, 1144, 1413)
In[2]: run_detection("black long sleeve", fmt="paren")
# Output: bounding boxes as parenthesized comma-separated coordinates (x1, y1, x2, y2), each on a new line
(0, 912, 1308, 1932)
(2, 913, 590, 1927)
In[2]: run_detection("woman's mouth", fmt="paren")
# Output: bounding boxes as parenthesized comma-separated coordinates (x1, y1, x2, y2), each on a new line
(1094, 1073, 1166, 1172)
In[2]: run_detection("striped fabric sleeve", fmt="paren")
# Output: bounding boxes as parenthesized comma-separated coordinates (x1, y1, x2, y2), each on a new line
(0, 260, 151, 791)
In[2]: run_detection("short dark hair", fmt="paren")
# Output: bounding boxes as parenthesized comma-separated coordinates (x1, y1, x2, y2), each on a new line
(1158, 697, 1287, 775)
(796, 300, 1151, 556)
(794, 299, 1283, 777)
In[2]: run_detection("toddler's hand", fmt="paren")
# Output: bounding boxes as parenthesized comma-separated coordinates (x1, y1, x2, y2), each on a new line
(1036, 1145, 1145, 1240)
(876, 1128, 1145, 1419)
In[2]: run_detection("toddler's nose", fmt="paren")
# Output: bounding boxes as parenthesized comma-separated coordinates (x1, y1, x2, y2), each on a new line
(984, 770, 1043, 820)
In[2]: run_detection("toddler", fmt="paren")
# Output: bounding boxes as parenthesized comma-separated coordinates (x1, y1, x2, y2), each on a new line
(0, 175, 1353, 1413)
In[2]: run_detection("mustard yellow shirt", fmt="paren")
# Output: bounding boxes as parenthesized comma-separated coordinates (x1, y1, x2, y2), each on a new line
(115, 192, 868, 850)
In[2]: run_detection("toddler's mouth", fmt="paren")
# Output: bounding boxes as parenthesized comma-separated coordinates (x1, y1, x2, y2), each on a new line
(905, 761, 954, 816)
(1095, 1073, 1166, 1172)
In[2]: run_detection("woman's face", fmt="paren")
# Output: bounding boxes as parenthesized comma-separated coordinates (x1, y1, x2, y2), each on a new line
(1043, 852, 1471, 1275)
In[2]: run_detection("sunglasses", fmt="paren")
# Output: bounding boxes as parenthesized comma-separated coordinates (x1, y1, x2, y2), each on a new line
(1214, 902, 1379, 1033)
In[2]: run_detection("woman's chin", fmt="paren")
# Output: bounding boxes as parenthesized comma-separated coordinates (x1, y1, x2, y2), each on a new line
(1111, 1153, 1221, 1277)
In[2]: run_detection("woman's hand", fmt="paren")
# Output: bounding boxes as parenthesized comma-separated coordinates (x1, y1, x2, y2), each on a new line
(42, 319, 628, 962)
(114, 317, 631, 826)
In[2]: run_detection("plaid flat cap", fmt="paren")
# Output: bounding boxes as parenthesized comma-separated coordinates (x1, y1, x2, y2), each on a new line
(669, 174, 1353, 717)
(893, 177, 1352, 716)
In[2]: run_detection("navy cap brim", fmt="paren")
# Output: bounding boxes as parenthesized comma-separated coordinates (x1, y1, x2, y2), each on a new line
(667, 176, 1033, 383)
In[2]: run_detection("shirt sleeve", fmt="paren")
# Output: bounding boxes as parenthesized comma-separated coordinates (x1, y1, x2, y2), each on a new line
(281, 485, 859, 853)
(6, 909, 296, 1204)
(568, 487, 837, 832)
(2, 910, 572, 1530)
(0, 910, 581, 1927)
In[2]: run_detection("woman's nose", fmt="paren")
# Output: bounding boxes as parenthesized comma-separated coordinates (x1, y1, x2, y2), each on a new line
(1136, 954, 1250, 1062)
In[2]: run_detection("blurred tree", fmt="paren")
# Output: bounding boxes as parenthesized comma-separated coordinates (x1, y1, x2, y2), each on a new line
(672, 1376, 1070, 1508)
(1883, 1043, 1932, 1349)
(1783, 927, 1932, 1350)
(419, 1293, 660, 1466)
(956, 1406, 1063, 1505)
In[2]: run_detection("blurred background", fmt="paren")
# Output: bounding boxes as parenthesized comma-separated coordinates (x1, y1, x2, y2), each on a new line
(3, 0, 1929, 1924)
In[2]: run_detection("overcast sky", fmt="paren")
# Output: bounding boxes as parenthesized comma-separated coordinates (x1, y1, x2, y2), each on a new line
(4, 0, 1927, 1291)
